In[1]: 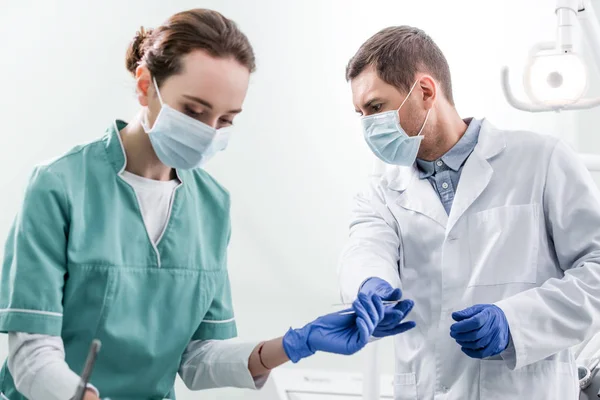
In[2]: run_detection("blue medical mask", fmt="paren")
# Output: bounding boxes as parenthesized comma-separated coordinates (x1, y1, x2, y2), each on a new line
(361, 80, 430, 166)
(142, 78, 231, 170)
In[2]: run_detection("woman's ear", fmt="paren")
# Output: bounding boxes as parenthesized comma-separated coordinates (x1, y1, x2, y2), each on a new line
(135, 65, 152, 107)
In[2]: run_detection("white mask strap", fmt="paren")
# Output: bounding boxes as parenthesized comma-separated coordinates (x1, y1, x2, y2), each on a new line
(417, 109, 431, 137)
(152, 77, 164, 106)
(142, 77, 165, 132)
(398, 79, 420, 111)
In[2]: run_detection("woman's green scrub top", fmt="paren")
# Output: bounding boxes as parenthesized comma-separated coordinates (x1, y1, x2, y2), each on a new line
(0, 121, 237, 400)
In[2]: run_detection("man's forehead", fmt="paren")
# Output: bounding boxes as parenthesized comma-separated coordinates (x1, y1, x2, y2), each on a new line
(351, 71, 380, 104)
(352, 73, 388, 108)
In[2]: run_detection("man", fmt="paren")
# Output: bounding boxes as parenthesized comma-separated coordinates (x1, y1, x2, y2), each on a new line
(338, 25, 600, 400)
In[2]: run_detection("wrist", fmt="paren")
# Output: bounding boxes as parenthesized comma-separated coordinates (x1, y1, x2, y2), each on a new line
(360, 277, 381, 294)
(361, 277, 375, 286)
(257, 342, 271, 370)
(282, 328, 315, 363)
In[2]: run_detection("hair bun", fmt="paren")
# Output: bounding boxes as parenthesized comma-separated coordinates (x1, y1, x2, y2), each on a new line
(125, 26, 154, 76)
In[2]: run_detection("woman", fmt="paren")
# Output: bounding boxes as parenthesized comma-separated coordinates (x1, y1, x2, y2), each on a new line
(0, 9, 415, 400)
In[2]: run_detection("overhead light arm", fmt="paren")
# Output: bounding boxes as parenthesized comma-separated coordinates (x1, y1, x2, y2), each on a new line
(577, 0, 600, 76)
(501, 0, 600, 112)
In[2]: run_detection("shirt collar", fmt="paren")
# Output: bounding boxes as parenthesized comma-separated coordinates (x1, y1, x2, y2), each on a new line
(103, 120, 186, 183)
(103, 120, 128, 174)
(416, 118, 482, 178)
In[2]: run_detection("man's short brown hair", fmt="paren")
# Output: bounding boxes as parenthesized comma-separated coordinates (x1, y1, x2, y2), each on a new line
(346, 26, 454, 105)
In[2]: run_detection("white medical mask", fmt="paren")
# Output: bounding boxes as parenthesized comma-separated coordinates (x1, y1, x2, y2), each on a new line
(361, 80, 430, 166)
(142, 77, 231, 170)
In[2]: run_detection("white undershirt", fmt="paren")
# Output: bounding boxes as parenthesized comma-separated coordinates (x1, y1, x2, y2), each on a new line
(120, 170, 180, 243)
(7, 171, 266, 400)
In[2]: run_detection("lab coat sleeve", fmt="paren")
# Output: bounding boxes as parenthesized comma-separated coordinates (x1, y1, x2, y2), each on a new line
(192, 269, 238, 340)
(7, 332, 98, 400)
(179, 339, 268, 390)
(338, 179, 402, 303)
(0, 167, 69, 336)
(495, 139, 600, 370)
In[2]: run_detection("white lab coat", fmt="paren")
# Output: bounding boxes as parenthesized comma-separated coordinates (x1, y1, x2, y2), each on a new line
(338, 119, 600, 400)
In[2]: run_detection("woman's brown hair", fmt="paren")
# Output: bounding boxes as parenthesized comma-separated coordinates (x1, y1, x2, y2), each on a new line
(125, 8, 256, 85)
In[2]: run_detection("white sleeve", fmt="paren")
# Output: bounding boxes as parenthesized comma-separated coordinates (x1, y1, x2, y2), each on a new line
(8, 332, 98, 400)
(495, 140, 600, 370)
(338, 179, 402, 303)
(179, 339, 269, 390)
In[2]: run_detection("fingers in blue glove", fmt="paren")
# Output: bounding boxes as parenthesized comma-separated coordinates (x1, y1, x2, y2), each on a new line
(450, 326, 488, 342)
(385, 287, 402, 301)
(362, 278, 402, 301)
(450, 311, 492, 341)
(372, 295, 385, 321)
(392, 299, 414, 316)
(456, 332, 494, 350)
(450, 309, 488, 334)
(354, 293, 385, 326)
(451, 304, 487, 322)
(377, 300, 415, 330)
(373, 321, 416, 338)
(353, 294, 377, 334)
(377, 311, 402, 330)
(451, 305, 510, 360)
(355, 314, 371, 347)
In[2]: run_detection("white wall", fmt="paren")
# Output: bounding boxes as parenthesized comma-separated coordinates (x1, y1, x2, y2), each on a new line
(0, 1, 577, 399)
(575, 0, 600, 185)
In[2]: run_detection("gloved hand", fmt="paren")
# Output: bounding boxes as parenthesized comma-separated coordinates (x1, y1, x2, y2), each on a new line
(360, 277, 416, 338)
(282, 293, 385, 363)
(373, 299, 416, 338)
(450, 304, 510, 359)
(360, 277, 403, 301)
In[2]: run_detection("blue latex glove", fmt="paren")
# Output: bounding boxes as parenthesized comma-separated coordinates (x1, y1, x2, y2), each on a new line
(360, 277, 416, 338)
(373, 299, 416, 338)
(360, 277, 402, 301)
(282, 293, 385, 363)
(450, 304, 510, 359)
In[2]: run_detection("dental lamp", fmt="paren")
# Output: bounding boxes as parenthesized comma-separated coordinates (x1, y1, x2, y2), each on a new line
(501, 0, 600, 112)
(501, 0, 600, 172)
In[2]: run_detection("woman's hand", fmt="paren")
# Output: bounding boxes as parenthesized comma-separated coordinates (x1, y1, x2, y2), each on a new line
(82, 389, 100, 400)
(246, 293, 416, 378)
(281, 293, 388, 363)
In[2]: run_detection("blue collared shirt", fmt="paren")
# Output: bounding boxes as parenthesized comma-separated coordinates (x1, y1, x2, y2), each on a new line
(415, 118, 482, 214)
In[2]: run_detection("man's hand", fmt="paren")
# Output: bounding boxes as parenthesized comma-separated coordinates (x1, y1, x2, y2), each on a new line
(373, 299, 416, 338)
(450, 304, 510, 359)
(360, 277, 402, 301)
(360, 277, 416, 338)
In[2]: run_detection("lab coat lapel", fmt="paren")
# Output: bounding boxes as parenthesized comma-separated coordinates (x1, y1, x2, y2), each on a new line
(446, 119, 506, 233)
(392, 166, 449, 228)
(446, 150, 492, 233)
